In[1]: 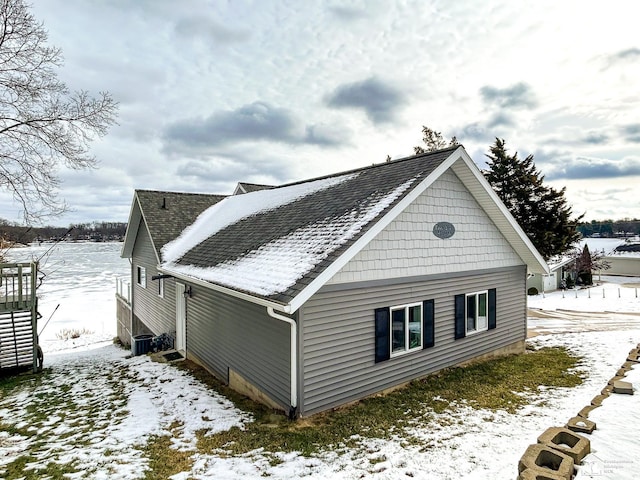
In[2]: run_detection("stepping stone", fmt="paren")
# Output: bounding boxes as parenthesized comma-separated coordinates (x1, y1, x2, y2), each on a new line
(608, 375, 625, 385)
(578, 404, 599, 418)
(590, 394, 609, 406)
(566, 416, 596, 434)
(613, 380, 634, 395)
(601, 385, 613, 396)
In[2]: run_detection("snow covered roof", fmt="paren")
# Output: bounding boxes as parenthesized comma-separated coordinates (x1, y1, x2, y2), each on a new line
(158, 146, 549, 312)
(121, 190, 226, 263)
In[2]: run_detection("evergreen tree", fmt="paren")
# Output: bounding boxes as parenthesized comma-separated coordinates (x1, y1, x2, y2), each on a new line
(484, 138, 582, 260)
(413, 126, 458, 154)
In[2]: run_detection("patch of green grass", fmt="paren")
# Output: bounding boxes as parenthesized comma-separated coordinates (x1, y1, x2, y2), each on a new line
(3, 455, 79, 480)
(143, 432, 195, 480)
(0, 368, 51, 395)
(194, 346, 583, 457)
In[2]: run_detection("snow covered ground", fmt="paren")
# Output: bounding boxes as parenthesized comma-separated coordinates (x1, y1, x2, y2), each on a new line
(1, 243, 639, 479)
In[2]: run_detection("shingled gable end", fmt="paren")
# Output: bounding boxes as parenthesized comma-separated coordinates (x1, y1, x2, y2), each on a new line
(121, 146, 549, 417)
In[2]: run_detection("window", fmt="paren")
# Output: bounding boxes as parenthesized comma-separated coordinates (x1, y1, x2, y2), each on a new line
(136, 266, 146, 288)
(391, 303, 422, 355)
(375, 299, 434, 363)
(158, 277, 164, 298)
(466, 291, 488, 333)
(454, 289, 496, 339)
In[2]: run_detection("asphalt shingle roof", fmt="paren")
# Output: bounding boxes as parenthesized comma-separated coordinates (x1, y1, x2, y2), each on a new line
(136, 190, 226, 261)
(167, 147, 457, 304)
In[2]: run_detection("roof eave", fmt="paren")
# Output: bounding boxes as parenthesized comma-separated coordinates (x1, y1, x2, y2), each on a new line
(159, 265, 292, 313)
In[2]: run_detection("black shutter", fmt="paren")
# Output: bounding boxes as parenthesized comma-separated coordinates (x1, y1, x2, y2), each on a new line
(454, 294, 466, 339)
(374, 307, 390, 363)
(423, 300, 435, 348)
(488, 288, 497, 330)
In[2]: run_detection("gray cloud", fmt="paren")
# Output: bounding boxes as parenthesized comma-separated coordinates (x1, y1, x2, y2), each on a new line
(325, 77, 406, 124)
(487, 112, 514, 128)
(164, 102, 349, 150)
(459, 122, 493, 142)
(543, 155, 640, 180)
(611, 48, 640, 62)
(327, 5, 369, 21)
(174, 16, 249, 44)
(582, 131, 609, 145)
(480, 82, 538, 109)
(175, 152, 289, 186)
(623, 124, 640, 143)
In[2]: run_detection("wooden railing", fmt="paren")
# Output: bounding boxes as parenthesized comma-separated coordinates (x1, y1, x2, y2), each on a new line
(0, 262, 37, 313)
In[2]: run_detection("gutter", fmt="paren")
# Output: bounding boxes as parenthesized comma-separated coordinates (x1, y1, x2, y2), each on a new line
(266, 306, 298, 419)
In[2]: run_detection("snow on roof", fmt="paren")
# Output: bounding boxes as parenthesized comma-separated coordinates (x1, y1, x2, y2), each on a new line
(162, 173, 357, 265)
(163, 178, 416, 296)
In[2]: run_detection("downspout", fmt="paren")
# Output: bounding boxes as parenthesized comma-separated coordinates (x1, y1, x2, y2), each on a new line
(266, 307, 298, 419)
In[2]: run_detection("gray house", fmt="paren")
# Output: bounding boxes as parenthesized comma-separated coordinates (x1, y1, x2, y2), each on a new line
(121, 146, 549, 417)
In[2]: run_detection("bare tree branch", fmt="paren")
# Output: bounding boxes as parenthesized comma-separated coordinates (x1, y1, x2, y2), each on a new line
(0, 0, 118, 223)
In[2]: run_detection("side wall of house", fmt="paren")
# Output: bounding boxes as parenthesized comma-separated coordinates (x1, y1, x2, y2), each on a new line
(185, 286, 291, 411)
(326, 170, 523, 285)
(604, 256, 640, 276)
(131, 222, 176, 336)
(299, 265, 527, 416)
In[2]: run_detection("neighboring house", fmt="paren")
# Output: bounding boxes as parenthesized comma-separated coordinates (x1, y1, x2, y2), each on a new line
(527, 256, 575, 293)
(120, 146, 549, 417)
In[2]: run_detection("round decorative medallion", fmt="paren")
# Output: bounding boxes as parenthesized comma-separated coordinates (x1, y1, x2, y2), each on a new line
(433, 222, 455, 239)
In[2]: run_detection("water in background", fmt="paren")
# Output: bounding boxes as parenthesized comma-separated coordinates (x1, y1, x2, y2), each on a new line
(5, 242, 130, 351)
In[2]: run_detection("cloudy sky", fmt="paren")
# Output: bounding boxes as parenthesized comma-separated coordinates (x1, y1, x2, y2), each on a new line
(2, 0, 639, 225)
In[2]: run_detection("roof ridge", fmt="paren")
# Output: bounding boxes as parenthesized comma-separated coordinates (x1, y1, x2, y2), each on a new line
(136, 189, 227, 197)
(278, 145, 460, 189)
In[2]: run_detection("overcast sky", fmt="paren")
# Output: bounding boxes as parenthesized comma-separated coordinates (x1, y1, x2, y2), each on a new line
(2, 0, 639, 225)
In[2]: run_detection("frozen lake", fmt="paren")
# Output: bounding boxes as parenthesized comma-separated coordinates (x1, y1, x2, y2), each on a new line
(5, 241, 129, 352)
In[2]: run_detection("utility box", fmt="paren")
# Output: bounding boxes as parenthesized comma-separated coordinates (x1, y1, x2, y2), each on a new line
(131, 334, 153, 356)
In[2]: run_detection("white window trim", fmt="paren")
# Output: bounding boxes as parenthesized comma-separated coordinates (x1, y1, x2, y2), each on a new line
(158, 277, 164, 298)
(465, 290, 488, 335)
(389, 302, 423, 357)
(136, 265, 146, 288)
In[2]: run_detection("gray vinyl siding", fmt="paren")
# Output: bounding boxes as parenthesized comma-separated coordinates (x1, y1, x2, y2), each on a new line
(186, 286, 291, 410)
(299, 265, 527, 416)
(131, 221, 176, 336)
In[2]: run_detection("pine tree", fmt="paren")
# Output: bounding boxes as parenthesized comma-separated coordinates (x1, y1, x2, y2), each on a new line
(413, 126, 458, 154)
(484, 138, 582, 260)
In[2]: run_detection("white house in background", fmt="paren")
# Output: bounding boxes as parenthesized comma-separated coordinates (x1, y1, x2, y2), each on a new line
(120, 146, 549, 417)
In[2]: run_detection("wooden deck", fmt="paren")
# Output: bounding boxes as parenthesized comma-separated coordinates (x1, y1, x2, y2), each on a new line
(0, 262, 39, 373)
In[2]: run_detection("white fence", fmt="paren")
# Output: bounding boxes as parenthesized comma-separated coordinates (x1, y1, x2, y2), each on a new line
(115, 277, 131, 304)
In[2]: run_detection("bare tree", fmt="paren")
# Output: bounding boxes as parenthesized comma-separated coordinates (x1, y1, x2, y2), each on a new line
(0, 0, 117, 223)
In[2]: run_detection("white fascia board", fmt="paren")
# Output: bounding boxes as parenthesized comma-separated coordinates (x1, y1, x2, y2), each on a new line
(159, 265, 292, 313)
(451, 149, 550, 275)
(287, 148, 463, 313)
(121, 193, 142, 259)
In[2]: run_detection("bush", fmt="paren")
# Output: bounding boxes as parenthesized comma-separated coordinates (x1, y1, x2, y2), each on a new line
(527, 287, 539, 296)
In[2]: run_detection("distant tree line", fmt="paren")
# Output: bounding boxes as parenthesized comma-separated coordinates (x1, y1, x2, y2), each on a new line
(0, 219, 127, 244)
(576, 219, 640, 237)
